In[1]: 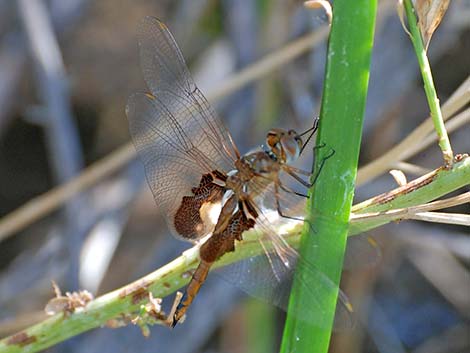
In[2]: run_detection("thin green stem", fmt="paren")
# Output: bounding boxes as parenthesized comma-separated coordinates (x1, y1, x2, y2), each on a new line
(1, 158, 469, 352)
(351, 157, 470, 234)
(403, 0, 454, 166)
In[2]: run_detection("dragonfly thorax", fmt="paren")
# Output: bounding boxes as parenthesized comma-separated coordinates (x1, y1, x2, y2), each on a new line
(224, 152, 281, 201)
(241, 151, 281, 177)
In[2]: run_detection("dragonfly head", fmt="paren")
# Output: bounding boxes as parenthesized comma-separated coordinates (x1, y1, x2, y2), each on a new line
(266, 128, 303, 164)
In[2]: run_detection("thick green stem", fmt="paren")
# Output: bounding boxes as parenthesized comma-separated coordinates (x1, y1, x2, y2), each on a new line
(280, 1, 377, 352)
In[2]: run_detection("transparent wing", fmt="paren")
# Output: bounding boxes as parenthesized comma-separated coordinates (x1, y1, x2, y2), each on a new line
(137, 16, 238, 167)
(251, 172, 381, 271)
(217, 176, 380, 328)
(126, 17, 238, 240)
(219, 252, 355, 329)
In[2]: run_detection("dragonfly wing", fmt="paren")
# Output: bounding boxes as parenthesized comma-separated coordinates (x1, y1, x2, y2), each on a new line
(137, 17, 238, 168)
(127, 18, 239, 241)
(216, 241, 355, 329)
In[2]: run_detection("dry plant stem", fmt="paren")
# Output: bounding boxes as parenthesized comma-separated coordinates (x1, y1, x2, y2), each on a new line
(410, 212, 470, 226)
(357, 76, 469, 185)
(1, 157, 469, 353)
(0, 143, 136, 242)
(209, 26, 329, 103)
(405, 0, 453, 164)
(351, 191, 470, 225)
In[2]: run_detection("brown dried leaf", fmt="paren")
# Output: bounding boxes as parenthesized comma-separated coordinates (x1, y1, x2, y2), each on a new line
(414, 0, 451, 50)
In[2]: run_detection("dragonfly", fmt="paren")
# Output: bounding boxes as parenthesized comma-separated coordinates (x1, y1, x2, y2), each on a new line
(126, 16, 358, 328)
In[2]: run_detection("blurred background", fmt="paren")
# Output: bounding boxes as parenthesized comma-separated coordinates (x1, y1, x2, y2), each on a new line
(0, 0, 469, 352)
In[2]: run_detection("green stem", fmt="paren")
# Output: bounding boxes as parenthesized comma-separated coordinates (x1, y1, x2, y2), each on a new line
(280, 1, 377, 352)
(403, 0, 453, 165)
(351, 157, 470, 234)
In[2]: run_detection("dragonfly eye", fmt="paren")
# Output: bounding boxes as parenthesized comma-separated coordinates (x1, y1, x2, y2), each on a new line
(287, 129, 303, 147)
(279, 134, 302, 164)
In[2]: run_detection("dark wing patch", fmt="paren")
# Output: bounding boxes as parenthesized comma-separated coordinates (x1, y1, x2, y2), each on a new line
(174, 173, 225, 239)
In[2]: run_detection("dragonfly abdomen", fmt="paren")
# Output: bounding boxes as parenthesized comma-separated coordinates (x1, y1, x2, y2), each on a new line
(172, 260, 211, 326)
(173, 203, 258, 326)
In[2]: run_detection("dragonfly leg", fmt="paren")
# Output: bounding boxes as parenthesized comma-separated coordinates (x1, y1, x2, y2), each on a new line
(310, 146, 335, 186)
(274, 185, 316, 234)
(285, 165, 312, 176)
(299, 117, 320, 156)
(284, 144, 335, 189)
(284, 169, 312, 188)
(274, 182, 307, 223)
(279, 182, 308, 198)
